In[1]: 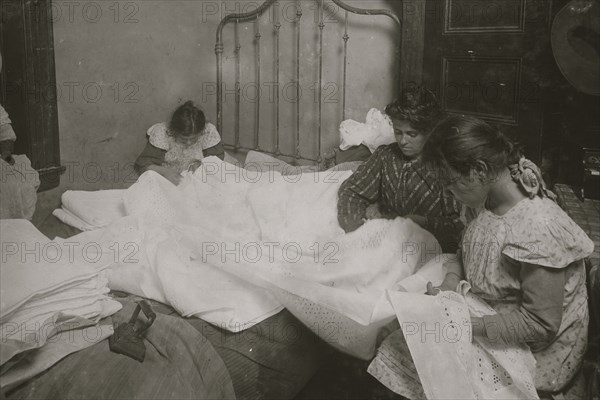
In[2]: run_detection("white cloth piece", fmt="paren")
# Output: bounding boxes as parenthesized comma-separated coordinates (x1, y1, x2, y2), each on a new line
(223, 151, 241, 166)
(55, 189, 126, 230)
(0, 219, 121, 367)
(52, 207, 98, 232)
(45, 156, 441, 360)
(99, 164, 281, 331)
(53, 155, 240, 232)
(3, 278, 116, 334)
(369, 283, 539, 399)
(246, 167, 350, 245)
(0, 220, 116, 319)
(1, 218, 49, 243)
(243, 150, 320, 175)
(103, 217, 282, 331)
(393, 255, 447, 293)
(1, 297, 119, 367)
(243, 150, 291, 174)
(193, 159, 441, 356)
(4, 276, 111, 326)
(0, 322, 113, 392)
(210, 221, 442, 360)
(1, 314, 96, 369)
(339, 108, 396, 153)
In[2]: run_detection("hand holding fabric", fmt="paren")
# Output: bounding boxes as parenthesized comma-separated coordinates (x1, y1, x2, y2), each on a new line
(2, 152, 14, 165)
(405, 214, 426, 228)
(425, 273, 460, 295)
(365, 203, 382, 220)
(161, 167, 182, 185)
(0, 139, 15, 165)
(187, 159, 202, 173)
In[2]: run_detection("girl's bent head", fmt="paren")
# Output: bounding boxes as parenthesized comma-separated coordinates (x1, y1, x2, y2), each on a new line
(168, 101, 206, 145)
(424, 115, 520, 180)
(423, 115, 521, 207)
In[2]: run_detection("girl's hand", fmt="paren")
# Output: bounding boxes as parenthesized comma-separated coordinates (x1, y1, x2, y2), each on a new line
(161, 168, 182, 185)
(1, 151, 14, 165)
(405, 214, 427, 228)
(187, 159, 202, 173)
(426, 281, 441, 296)
(366, 204, 382, 220)
(425, 273, 461, 295)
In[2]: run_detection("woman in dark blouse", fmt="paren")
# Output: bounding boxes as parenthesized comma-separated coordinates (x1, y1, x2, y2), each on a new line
(337, 87, 464, 252)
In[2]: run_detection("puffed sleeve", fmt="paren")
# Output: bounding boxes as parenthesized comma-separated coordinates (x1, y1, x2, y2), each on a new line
(134, 123, 169, 174)
(199, 123, 222, 149)
(147, 123, 170, 150)
(134, 141, 166, 174)
(502, 208, 594, 268)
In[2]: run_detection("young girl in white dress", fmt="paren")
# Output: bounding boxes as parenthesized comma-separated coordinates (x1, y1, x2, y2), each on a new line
(134, 101, 223, 185)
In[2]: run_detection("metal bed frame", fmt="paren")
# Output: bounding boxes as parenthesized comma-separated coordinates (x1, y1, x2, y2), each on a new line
(215, 0, 401, 165)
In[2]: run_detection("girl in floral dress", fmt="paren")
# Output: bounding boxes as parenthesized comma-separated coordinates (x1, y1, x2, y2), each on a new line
(369, 115, 593, 397)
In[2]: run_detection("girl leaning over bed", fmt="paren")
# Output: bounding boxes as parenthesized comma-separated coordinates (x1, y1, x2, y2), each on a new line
(418, 115, 592, 396)
(134, 101, 224, 185)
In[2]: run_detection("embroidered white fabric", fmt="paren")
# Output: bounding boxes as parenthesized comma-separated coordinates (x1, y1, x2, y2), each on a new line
(61, 158, 444, 354)
(47, 157, 444, 359)
(375, 283, 539, 399)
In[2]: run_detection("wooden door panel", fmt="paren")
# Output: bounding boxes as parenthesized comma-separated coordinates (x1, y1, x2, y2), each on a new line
(0, 0, 62, 191)
(442, 56, 521, 123)
(445, 0, 526, 33)
(424, 0, 553, 162)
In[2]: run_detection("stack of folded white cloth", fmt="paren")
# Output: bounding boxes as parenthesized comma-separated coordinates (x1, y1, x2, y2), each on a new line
(0, 219, 122, 391)
(52, 189, 127, 231)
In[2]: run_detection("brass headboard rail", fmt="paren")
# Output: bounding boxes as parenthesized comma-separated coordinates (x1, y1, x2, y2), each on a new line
(331, 0, 400, 26)
(215, 0, 401, 164)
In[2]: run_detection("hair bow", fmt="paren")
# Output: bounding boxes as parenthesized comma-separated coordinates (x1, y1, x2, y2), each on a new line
(508, 157, 557, 201)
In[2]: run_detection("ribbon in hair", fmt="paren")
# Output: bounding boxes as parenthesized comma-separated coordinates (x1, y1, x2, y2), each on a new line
(508, 157, 557, 201)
